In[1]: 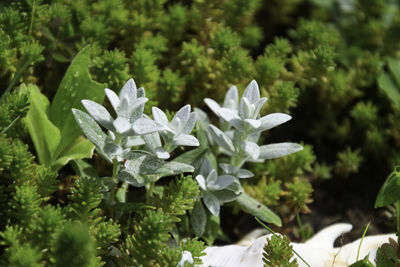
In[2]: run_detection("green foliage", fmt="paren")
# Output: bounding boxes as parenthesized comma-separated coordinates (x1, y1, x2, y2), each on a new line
(263, 234, 297, 267)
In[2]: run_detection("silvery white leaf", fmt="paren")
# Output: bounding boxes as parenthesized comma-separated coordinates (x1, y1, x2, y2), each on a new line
(81, 99, 114, 130)
(247, 131, 261, 143)
(191, 201, 206, 237)
(161, 161, 194, 175)
(239, 97, 251, 119)
(218, 108, 244, 132)
(104, 141, 123, 158)
(241, 140, 260, 160)
(124, 136, 145, 147)
(127, 97, 148, 120)
(196, 174, 207, 190)
(208, 124, 235, 153)
(242, 80, 260, 104)
(113, 116, 132, 134)
(143, 132, 162, 152)
(72, 109, 109, 160)
(123, 150, 152, 160)
(226, 179, 244, 194)
(259, 142, 303, 159)
(258, 113, 292, 132)
(171, 104, 191, 132)
(137, 87, 145, 98)
(155, 147, 170, 159)
(244, 119, 261, 129)
(213, 189, 240, 203)
(133, 117, 160, 135)
(223, 85, 239, 110)
(117, 170, 145, 187)
(152, 106, 169, 125)
(173, 134, 199, 147)
(237, 169, 254, 179)
(200, 159, 214, 176)
(182, 112, 197, 134)
(118, 94, 130, 117)
(105, 88, 120, 113)
(108, 130, 116, 140)
(119, 78, 137, 103)
(203, 192, 220, 216)
(206, 169, 218, 185)
(209, 175, 235, 190)
(253, 97, 268, 118)
(194, 107, 211, 125)
(204, 98, 221, 116)
(219, 163, 238, 175)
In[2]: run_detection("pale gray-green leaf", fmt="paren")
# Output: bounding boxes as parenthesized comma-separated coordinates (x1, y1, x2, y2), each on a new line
(191, 201, 206, 237)
(81, 99, 114, 130)
(208, 124, 235, 153)
(223, 85, 239, 110)
(204, 98, 221, 116)
(242, 80, 260, 104)
(196, 175, 207, 190)
(237, 169, 254, 179)
(133, 117, 160, 135)
(120, 78, 137, 103)
(171, 104, 191, 132)
(182, 112, 197, 134)
(259, 142, 303, 159)
(173, 134, 199, 147)
(258, 113, 292, 132)
(105, 88, 120, 113)
(203, 192, 220, 216)
(113, 116, 132, 134)
(236, 192, 281, 226)
(241, 140, 260, 160)
(152, 106, 169, 125)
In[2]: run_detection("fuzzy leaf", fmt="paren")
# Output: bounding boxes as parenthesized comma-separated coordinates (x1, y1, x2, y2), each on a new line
(173, 134, 200, 147)
(237, 169, 254, 179)
(259, 143, 303, 159)
(223, 86, 239, 110)
(172, 105, 191, 132)
(242, 80, 260, 104)
(81, 100, 114, 130)
(204, 98, 221, 116)
(105, 89, 120, 113)
(191, 201, 206, 237)
(72, 109, 110, 161)
(207, 175, 235, 190)
(182, 112, 197, 134)
(208, 124, 235, 153)
(196, 175, 207, 190)
(119, 78, 137, 103)
(203, 192, 220, 216)
(133, 117, 160, 135)
(236, 192, 281, 226)
(258, 113, 292, 132)
(241, 140, 260, 160)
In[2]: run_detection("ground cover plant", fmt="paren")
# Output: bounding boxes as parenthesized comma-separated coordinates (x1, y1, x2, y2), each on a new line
(2, 0, 400, 266)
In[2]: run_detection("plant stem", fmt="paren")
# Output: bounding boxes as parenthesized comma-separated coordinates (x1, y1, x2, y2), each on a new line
(108, 158, 119, 218)
(145, 182, 155, 203)
(397, 200, 400, 256)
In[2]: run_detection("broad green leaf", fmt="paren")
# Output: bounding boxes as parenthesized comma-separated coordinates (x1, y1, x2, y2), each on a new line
(203, 213, 221, 246)
(236, 192, 281, 227)
(378, 73, 400, 108)
(24, 84, 61, 166)
(70, 159, 99, 178)
(375, 166, 400, 207)
(52, 136, 94, 170)
(347, 257, 374, 267)
(191, 201, 206, 237)
(388, 58, 400, 87)
(49, 46, 106, 160)
(375, 246, 398, 267)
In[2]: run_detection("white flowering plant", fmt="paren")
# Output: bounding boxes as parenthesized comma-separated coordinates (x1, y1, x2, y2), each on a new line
(178, 80, 303, 237)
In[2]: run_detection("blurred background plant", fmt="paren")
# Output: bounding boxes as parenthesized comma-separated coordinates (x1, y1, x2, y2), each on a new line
(2, 0, 400, 264)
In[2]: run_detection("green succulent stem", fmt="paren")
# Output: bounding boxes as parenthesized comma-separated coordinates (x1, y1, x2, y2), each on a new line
(397, 201, 400, 253)
(108, 158, 119, 218)
(145, 182, 156, 203)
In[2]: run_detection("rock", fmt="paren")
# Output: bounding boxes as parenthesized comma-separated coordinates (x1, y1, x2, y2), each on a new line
(199, 223, 396, 267)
